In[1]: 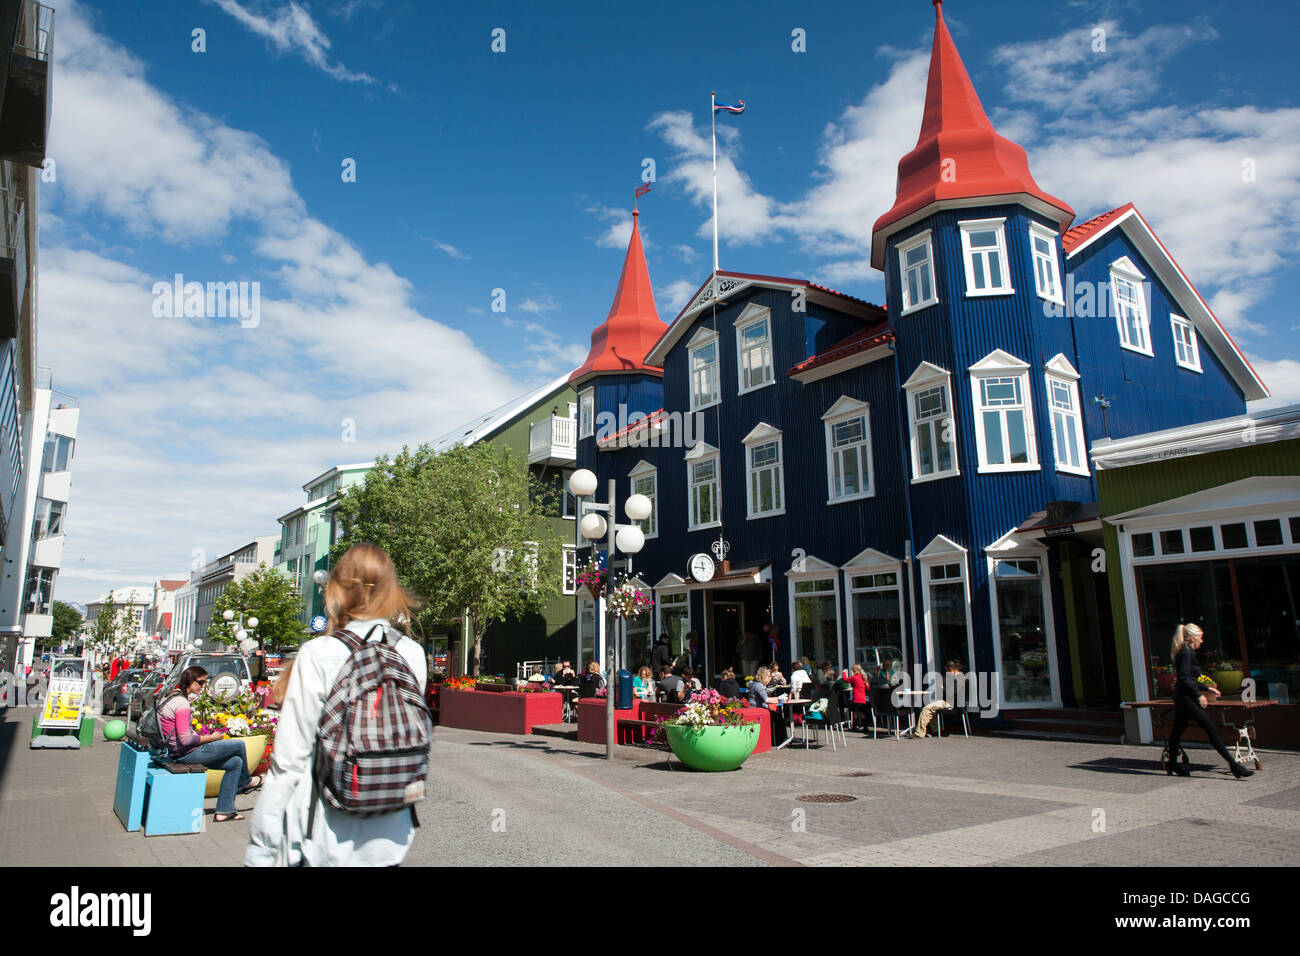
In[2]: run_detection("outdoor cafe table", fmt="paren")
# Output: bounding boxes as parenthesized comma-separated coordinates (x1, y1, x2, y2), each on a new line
(769, 698, 811, 750)
(553, 685, 579, 721)
(1123, 699, 1278, 770)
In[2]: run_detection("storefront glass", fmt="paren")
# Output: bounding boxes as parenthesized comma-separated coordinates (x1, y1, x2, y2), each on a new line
(625, 613, 652, 672)
(994, 559, 1051, 703)
(578, 598, 596, 670)
(927, 563, 969, 671)
(850, 573, 902, 672)
(794, 578, 839, 673)
(658, 592, 689, 659)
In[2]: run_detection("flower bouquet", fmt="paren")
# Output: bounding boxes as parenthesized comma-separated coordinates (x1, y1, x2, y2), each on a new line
(653, 688, 753, 740)
(442, 676, 476, 692)
(190, 689, 279, 743)
(606, 573, 653, 619)
(575, 557, 608, 598)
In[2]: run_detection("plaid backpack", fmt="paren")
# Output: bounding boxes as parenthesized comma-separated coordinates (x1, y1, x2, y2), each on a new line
(308, 625, 433, 831)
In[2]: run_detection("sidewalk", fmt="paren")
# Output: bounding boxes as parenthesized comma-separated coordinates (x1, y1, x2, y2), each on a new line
(3, 702, 1298, 866)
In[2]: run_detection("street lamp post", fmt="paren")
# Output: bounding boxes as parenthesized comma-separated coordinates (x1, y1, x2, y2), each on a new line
(568, 468, 652, 760)
(221, 608, 260, 658)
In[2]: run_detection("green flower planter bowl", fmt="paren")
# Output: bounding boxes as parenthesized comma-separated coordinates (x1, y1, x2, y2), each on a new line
(1210, 670, 1243, 695)
(663, 722, 759, 771)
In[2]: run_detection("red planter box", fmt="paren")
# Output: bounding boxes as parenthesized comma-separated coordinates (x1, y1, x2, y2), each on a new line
(439, 687, 562, 735)
(577, 697, 635, 745)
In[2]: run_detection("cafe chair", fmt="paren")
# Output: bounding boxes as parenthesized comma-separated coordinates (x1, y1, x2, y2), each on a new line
(802, 693, 848, 751)
(869, 683, 912, 739)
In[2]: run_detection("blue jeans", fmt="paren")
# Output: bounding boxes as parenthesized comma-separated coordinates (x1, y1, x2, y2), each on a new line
(175, 740, 250, 814)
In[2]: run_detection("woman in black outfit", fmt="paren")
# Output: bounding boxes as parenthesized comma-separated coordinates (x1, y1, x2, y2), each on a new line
(1167, 623, 1253, 778)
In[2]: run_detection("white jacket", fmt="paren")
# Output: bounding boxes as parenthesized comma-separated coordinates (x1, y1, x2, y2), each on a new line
(244, 619, 428, 867)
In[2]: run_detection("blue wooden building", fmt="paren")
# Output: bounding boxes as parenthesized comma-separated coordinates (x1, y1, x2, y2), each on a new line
(570, 0, 1269, 717)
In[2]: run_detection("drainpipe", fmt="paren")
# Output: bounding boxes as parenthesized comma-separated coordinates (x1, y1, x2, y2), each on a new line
(891, 342, 924, 675)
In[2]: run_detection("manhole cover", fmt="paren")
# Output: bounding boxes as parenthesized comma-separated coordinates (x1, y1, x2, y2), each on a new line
(840, 770, 873, 777)
(796, 793, 858, 803)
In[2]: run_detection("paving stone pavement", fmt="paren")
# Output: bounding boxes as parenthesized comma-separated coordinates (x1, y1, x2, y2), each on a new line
(3, 704, 1297, 867)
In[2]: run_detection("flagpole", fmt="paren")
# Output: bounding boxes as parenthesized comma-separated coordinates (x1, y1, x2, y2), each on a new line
(711, 90, 719, 274)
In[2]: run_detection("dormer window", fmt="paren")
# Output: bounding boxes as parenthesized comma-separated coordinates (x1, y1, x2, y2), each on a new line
(959, 219, 1013, 296)
(1029, 223, 1063, 304)
(898, 231, 937, 314)
(1109, 257, 1152, 356)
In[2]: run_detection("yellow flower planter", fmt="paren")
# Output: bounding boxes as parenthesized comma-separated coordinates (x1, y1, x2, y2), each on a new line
(1210, 670, 1244, 695)
(204, 735, 268, 798)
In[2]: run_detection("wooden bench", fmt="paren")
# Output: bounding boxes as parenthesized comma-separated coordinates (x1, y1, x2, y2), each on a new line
(616, 717, 662, 745)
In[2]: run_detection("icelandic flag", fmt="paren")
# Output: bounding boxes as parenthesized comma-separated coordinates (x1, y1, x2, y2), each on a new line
(714, 99, 745, 114)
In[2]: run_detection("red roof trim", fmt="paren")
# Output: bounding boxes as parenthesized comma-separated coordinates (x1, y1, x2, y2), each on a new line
(595, 408, 667, 446)
(788, 322, 896, 376)
(1062, 203, 1134, 254)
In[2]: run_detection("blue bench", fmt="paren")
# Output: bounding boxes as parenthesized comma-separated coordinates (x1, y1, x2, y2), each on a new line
(113, 736, 208, 836)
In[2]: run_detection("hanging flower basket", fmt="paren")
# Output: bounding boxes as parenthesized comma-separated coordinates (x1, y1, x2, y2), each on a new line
(575, 558, 608, 599)
(606, 574, 653, 619)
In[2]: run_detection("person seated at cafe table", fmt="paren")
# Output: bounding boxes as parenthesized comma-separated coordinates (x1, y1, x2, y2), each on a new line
(717, 667, 741, 699)
(553, 660, 578, 686)
(657, 667, 685, 703)
(682, 666, 702, 696)
(633, 665, 656, 701)
(577, 661, 605, 699)
(746, 667, 771, 707)
(766, 662, 786, 688)
(790, 662, 812, 698)
(848, 664, 869, 731)
(905, 660, 963, 739)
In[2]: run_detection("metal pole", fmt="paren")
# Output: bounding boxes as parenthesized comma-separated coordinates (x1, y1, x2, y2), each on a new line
(605, 478, 617, 760)
(711, 91, 719, 273)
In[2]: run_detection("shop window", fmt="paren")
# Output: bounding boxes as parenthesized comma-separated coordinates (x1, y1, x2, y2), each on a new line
(1159, 530, 1185, 555)
(1189, 526, 1215, 552)
(1291, 516, 1300, 543)
(994, 559, 1051, 704)
(792, 578, 840, 674)
(1220, 523, 1248, 549)
(657, 592, 690, 660)
(1131, 533, 1155, 558)
(849, 572, 902, 675)
(1255, 519, 1284, 547)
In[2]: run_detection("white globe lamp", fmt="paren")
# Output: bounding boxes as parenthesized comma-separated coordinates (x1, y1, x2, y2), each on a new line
(624, 494, 652, 522)
(615, 524, 646, 554)
(247, 617, 258, 629)
(579, 512, 608, 541)
(313, 570, 329, 586)
(568, 468, 598, 498)
(222, 609, 235, 622)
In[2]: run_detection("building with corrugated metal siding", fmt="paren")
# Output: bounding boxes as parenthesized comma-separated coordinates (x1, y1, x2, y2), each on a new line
(569, 1, 1270, 727)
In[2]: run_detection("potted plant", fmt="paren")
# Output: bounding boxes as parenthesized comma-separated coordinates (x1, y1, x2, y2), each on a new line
(655, 689, 759, 771)
(575, 558, 608, 599)
(1206, 649, 1243, 695)
(190, 690, 278, 797)
(1153, 665, 1177, 697)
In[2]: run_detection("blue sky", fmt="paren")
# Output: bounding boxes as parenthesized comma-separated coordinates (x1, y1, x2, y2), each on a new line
(42, 0, 1300, 603)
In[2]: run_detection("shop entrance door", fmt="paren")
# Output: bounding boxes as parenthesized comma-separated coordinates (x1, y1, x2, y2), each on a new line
(711, 601, 744, 685)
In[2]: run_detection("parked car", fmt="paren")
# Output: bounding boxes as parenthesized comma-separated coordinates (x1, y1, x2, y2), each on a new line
(101, 668, 149, 716)
(130, 652, 252, 723)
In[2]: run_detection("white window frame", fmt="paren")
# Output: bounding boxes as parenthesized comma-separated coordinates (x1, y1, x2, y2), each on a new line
(684, 442, 721, 531)
(686, 327, 721, 411)
(1028, 222, 1063, 305)
(841, 548, 906, 673)
(917, 535, 976, 675)
(985, 530, 1062, 710)
(629, 460, 658, 539)
(969, 349, 1038, 473)
(562, 546, 578, 595)
(1044, 354, 1089, 477)
(958, 218, 1014, 297)
(1170, 314, 1202, 372)
(741, 422, 785, 520)
(578, 388, 595, 438)
(897, 230, 938, 315)
(734, 303, 774, 394)
(1110, 257, 1153, 356)
(903, 362, 959, 484)
(821, 396, 874, 504)
(786, 555, 843, 673)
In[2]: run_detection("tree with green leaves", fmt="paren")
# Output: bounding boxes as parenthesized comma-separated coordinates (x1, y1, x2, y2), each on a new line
(50, 601, 83, 647)
(85, 595, 134, 658)
(209, 563, 305, 652)
(331, 443, 562, 675)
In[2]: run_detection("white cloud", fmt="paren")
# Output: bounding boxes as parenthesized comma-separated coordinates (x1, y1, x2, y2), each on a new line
(1246, 355, 1300, 409)
(518, 295, 560, 315)
(414, 232, 469, 260)
(660, 279, 699, 315)
(205, 0, 377, 83)
(43, 3, 530, 602)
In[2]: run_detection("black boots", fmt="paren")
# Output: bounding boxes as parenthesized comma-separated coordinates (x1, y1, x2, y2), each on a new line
(1230, 762, 1255, 778)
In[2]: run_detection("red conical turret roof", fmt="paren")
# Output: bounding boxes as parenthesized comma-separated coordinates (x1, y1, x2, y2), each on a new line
(870, 1, 1073, 268)
(569, 208, 668, 386)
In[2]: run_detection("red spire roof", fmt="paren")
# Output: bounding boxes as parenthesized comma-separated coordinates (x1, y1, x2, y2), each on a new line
(569, 208, 668, 386)
(870, 1, 1074, 267)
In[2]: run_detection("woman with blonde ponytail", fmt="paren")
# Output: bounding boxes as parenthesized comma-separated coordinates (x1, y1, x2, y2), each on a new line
(246, 543, 429, 865)
(1165, 622, 1253, 779)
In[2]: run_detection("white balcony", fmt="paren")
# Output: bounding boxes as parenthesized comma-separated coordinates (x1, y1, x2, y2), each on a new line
(38, 469, 70, 502)
(528, 415, 577, 466)
(31, 533, 62, 568)
(23, 612, 52, 638)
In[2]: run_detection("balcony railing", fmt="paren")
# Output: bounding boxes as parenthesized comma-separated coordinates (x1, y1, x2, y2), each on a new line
(528, 415, 577, 465)
(16, 1, 52, 61)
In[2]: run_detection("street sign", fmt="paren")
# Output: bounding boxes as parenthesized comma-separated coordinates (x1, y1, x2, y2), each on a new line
(310, 615, 328, 633)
